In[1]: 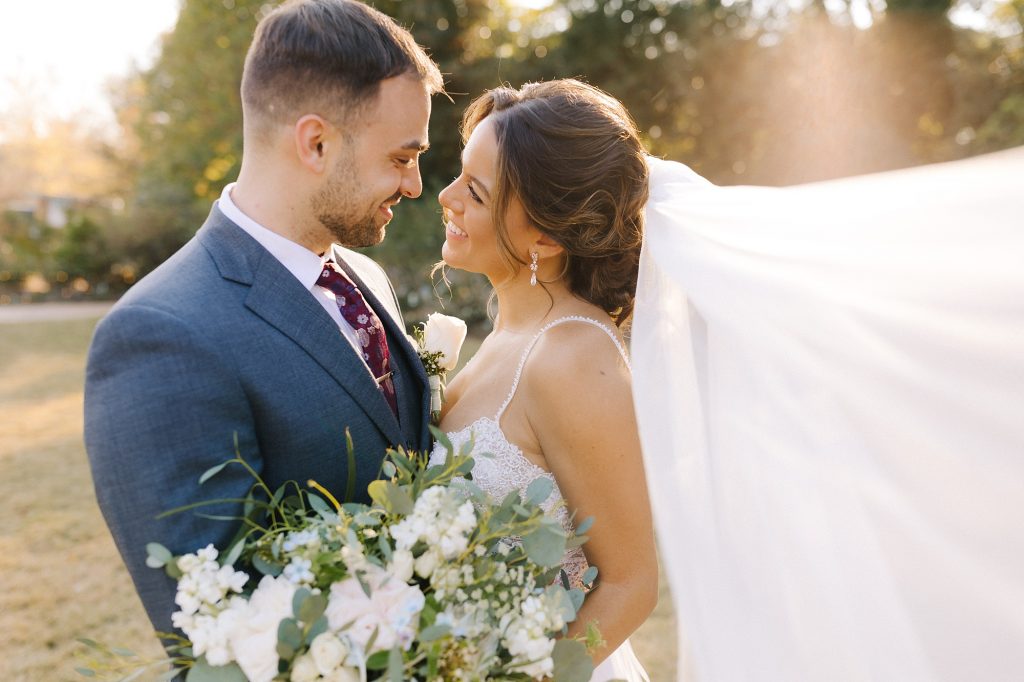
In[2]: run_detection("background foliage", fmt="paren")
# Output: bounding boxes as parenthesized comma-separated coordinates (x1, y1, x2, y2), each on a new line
(1, 0, 1021, 317)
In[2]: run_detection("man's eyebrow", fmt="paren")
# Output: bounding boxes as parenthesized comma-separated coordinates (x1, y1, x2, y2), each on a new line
(400, 140, 430, 153)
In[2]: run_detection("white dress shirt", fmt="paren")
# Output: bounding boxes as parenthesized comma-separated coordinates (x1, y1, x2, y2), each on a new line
(217, 183, 371, 372)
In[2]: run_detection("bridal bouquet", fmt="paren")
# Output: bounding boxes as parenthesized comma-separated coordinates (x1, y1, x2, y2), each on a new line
(81, 431, 598, 682)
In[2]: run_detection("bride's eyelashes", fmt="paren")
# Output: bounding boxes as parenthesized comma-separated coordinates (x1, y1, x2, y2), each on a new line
(467, 183, 484, 204)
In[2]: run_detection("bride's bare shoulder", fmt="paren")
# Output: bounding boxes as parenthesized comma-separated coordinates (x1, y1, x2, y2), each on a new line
(521, 318, 632, 403)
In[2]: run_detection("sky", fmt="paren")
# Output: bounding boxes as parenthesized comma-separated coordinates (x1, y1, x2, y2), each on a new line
(0, 0, 181, 128)
(0, 0, 557, 132)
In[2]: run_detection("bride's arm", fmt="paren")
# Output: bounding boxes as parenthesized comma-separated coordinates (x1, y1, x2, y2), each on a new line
(523, 326, 659, 665)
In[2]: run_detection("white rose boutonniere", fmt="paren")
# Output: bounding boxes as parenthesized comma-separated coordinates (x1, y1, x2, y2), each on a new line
(415, 313, 468, 423)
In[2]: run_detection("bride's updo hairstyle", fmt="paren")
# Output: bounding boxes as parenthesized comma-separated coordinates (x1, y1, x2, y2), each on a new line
(461, 79, 649, 326)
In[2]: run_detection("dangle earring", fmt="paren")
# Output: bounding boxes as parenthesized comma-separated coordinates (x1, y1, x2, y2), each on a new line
(529, 251, 539, 286)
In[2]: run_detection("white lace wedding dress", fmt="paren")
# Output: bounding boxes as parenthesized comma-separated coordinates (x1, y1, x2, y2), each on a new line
(428, 316, 650, 682)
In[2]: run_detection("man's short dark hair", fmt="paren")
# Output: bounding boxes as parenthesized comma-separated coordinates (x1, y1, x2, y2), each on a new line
(241, 0, 444, 136)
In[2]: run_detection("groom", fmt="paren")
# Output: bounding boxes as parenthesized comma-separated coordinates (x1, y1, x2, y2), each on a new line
(85, 0, 443, 636)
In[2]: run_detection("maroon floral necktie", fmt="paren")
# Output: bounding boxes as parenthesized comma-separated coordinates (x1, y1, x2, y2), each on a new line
(317, 260, 398, 418)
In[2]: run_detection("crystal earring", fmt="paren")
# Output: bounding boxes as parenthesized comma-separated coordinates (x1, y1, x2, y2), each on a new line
(529, 251, 539, 286)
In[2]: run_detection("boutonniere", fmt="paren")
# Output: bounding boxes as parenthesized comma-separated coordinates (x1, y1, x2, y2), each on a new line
(414, 313, 468, 424)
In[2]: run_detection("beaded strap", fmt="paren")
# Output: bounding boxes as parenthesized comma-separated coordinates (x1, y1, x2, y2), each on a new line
(495, 316, 631, 421)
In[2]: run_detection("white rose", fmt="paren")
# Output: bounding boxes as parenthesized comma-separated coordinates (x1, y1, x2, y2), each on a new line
(229, 575, 297, 682)
(423, 313, 468, 372)
(290, 653, 320, 682)
(309, 632, 349, 675)
(325, 565, 425, 655)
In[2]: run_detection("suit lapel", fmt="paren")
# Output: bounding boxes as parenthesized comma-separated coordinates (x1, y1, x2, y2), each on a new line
(198, 211, 403, 444)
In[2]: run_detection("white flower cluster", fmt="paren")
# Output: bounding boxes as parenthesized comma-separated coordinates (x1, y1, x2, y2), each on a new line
(500, 592, 567, 679)
(170, 546, 303, 682)
(391, 485, 477, 560)
(170, 544, 248, 666)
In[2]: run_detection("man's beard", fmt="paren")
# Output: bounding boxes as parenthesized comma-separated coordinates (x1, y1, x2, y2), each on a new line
(311, 159, 394, 248)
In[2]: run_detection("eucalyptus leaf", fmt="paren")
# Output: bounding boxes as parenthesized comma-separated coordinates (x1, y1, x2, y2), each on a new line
(551, 639, 594, 682)
(110, 647, 136, 657)
(377, 533, 393, 562)
(522, 519, 567, 568)
(145, 543, 173, 569)
(291, 588, 312, 618)
(354, 512, 381, 526)
(418, 623, 452, 642)
(198, 461, 230, 486)
(298, 592, 327, 625)
(382, 460, 397, 478)
(582, 566, 598, 587)
(575, 515, 595, 535)
(545, 585, 578, 623)
(365, 649, 389, 670)
(221, 538, 245, 568)
(252, 553, 283, 577)
(270, 483, 286, 509)
(525, 477, 555, 506)
(387, 646, 403, 682)
(307, 492, 333, 517)
(74, 668, 96, 678)
(369, 481, 414, 515)
(428, 425, 453, 456)
(277, 617, 302, 660)
(568, 588, 585, 612)
(306, 615, 329, 643)
(185, 656, 247, 682)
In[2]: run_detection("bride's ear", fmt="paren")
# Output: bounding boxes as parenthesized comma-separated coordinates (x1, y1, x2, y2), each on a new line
(530, 232, 564, 260)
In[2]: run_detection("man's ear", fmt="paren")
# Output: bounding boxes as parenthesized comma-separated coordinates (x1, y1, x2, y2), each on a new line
(294, 114, 330, 174)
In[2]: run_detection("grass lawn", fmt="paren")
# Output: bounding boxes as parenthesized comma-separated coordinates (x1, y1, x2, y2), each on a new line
(0, 314, 675, 681)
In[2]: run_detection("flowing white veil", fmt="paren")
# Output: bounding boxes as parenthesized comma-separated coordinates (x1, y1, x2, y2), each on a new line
(632, 148, 1024, 681)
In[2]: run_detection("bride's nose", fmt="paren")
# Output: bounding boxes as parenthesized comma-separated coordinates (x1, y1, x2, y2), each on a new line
(438, 180, 462, 214)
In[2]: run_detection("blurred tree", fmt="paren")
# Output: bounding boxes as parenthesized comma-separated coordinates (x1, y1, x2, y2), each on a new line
(54, 215, 115, 285)
(115, 0, 266, 275)
(97, 0, 1023, 312)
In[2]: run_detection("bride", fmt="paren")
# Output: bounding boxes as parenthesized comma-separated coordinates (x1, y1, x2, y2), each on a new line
(428, 79, 657, 681)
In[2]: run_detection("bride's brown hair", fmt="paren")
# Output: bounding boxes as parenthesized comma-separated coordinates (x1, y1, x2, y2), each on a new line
(461, 79, 649, 326)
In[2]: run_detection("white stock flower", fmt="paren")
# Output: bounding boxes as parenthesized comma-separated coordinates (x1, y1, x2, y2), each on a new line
(309, 632, 350, 675)
(500, 595, 559, 679)
(414, 549, 440, 579)
(290, 653, 320, 682)
(229, 575, 297, 682)
(389, 549, 415, 584)
(325, 564, 425, 656)
(390, 486, 476, 560)
(423, 313, 468, 372)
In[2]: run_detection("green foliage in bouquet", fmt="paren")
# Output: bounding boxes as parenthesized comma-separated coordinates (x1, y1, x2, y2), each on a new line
(79, 427, 598, 682)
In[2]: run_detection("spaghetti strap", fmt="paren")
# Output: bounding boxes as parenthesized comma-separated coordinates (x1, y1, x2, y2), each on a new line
(495, 316, 631, 421)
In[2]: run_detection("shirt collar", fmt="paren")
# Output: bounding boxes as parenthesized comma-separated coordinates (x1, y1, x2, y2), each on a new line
(217, 182, 326, 291)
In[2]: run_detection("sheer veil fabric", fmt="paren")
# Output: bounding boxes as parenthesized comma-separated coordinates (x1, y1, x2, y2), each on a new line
(632, 148, 1024, 681)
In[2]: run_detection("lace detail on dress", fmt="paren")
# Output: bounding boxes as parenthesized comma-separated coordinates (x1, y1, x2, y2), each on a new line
(429, 317, 630, 590)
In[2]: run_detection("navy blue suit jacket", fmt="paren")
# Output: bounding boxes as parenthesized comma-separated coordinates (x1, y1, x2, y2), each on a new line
(84, 206, 430, 634)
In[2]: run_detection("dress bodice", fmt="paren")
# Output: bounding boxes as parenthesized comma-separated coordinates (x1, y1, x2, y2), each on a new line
(428, 316, 631, 589)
